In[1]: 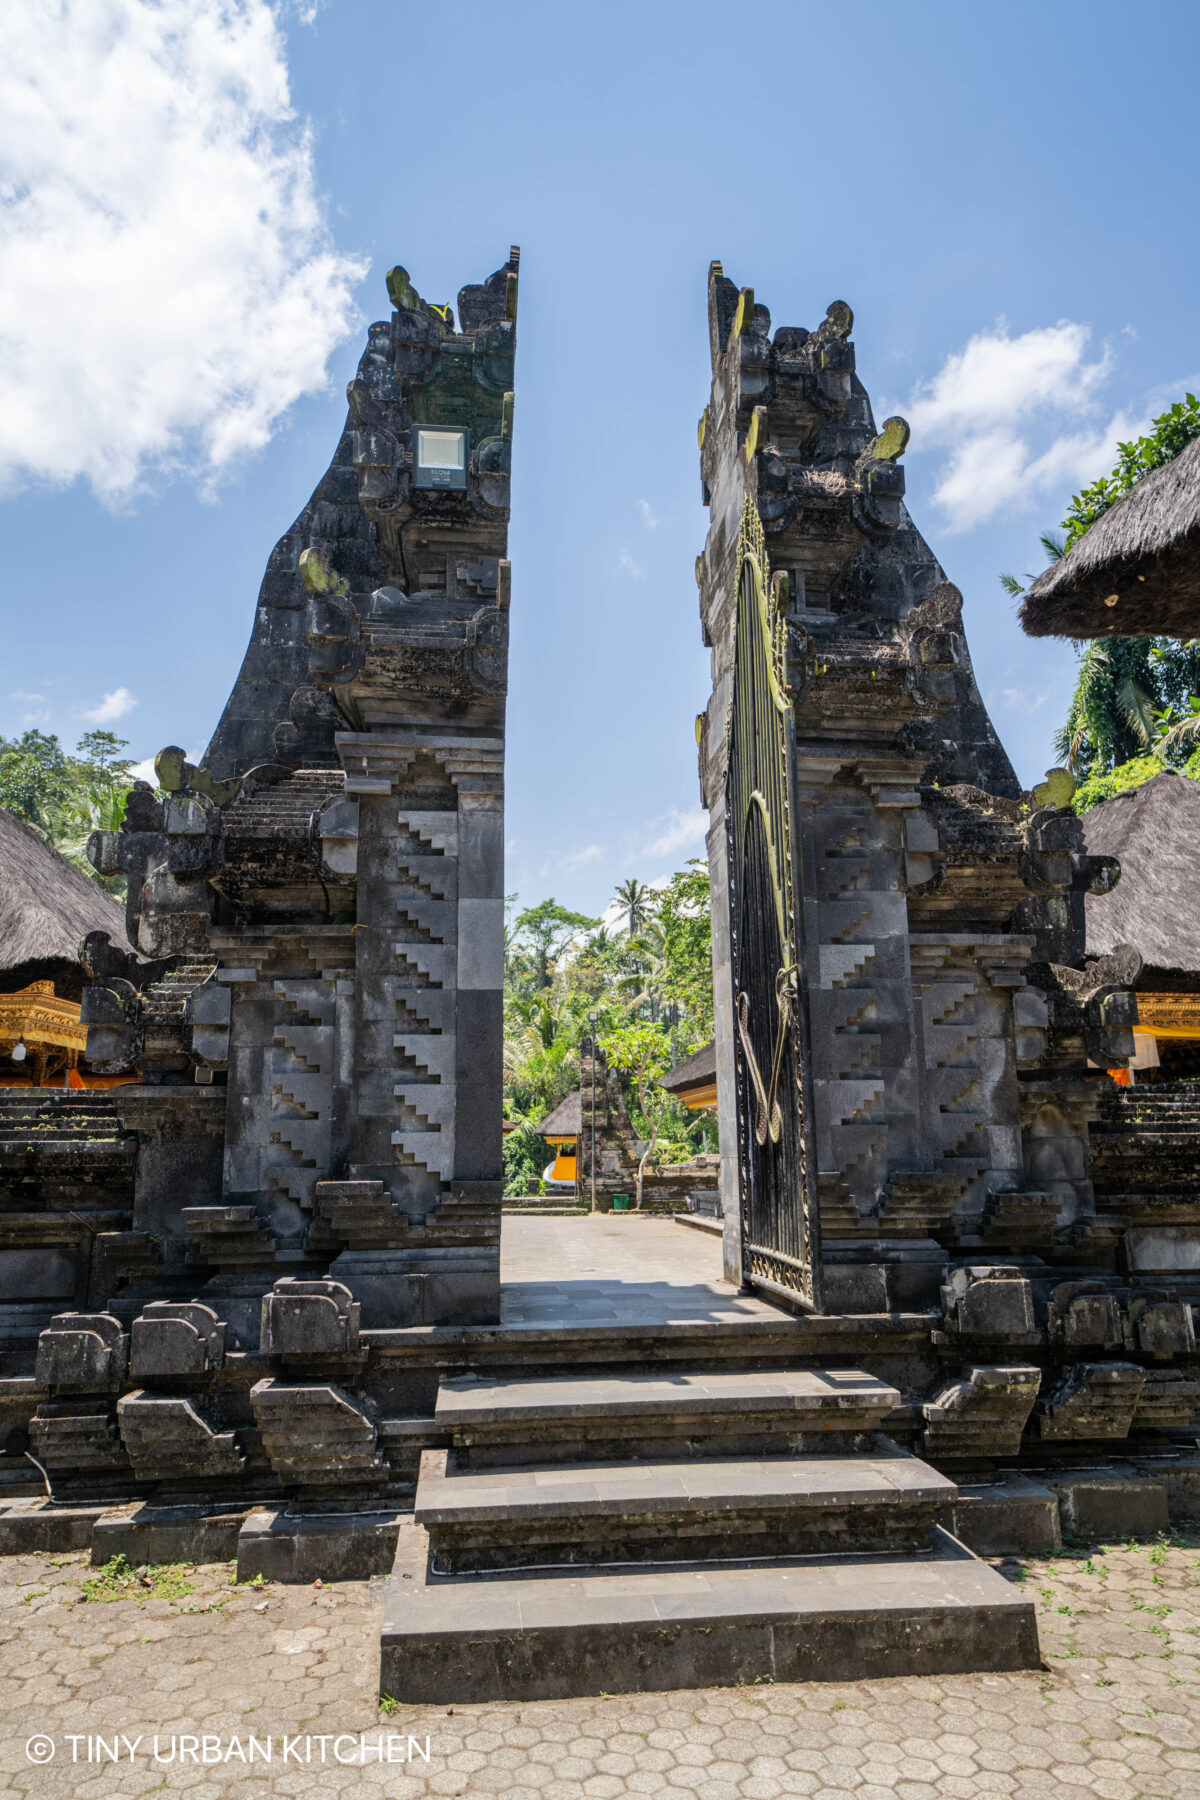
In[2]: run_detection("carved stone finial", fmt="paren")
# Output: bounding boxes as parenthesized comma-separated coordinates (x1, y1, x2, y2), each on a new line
(1054, 940, 1143, 1004)
(385, 264, 421, 312)
(866, 416, 910, 463)
(299, 547, 349, 598)
(1032, 766, 1076, 810)
(152, 745, 238, 805)
(816, 299, 854, 341)
(732, 287, 755, 338)
(744, 405, 768, 462)
(155, 745, 188, 794)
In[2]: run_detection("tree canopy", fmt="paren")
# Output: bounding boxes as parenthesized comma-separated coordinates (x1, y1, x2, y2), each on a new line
(1061, 394, 1200, 550)
(503, 861, 716, 1195)
(0, 728, 139, 892)
(999, 395, 1200, 785)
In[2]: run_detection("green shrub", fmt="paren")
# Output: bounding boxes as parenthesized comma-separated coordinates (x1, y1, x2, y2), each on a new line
(1072, 756, 1173, 813)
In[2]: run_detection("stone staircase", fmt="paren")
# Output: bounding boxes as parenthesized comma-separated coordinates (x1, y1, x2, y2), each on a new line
(380, 1365, 1037, 1702)
(1090, 1079, 1200, 1215)
(0, 1091, 136, 1208)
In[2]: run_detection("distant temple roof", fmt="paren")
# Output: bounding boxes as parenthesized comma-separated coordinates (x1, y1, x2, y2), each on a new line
(659, 1040, 717, 1109)
(1021, 436, 1200, 639)
(536, 1091, 582, 1139)
(0, 806, 128, 996)
(1082, 772, 1200, 981)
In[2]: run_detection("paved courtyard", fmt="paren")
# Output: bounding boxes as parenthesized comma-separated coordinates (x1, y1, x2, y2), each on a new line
(498, 1214, 778, 1329)
(1, 1530, 1198, 1797)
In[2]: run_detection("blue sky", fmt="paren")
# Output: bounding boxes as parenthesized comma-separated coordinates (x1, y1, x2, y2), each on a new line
(2, 0, 1197, 918)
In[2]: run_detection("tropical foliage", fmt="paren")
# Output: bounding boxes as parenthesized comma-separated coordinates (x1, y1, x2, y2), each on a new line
(0, 729, 140, 893)
(1061, 394, 1200, 550)
(1071, 747, 1200, 815)
(1054, 638, 1200, 779)
(999, 396, 1200, 783)
(502, 864, 716, 1194)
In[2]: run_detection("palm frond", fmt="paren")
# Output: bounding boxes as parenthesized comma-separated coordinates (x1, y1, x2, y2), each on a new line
(1157, 712, 1200, 755)
(1116, 677, 1157, 749)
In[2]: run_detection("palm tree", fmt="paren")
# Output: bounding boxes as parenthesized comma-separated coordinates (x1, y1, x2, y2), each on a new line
(619, 917, 680, 1026)
(613, 878, 653, 936)
(999, 530, 1066, 598)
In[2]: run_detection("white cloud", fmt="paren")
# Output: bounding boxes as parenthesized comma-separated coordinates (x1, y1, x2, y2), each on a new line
(640, 808, 708, 862)
(0, 0, 368, 502)
(82, 686, 136, 725)
(563, 843, 605, 870)
(899, 320, 1150, 533)
(999, 687, 1051, 715)
(128, 756, 158, 784)
(539, 842, 606, 879)
(6, 689, 51, 726)
(638, 499, 658, 529)
(905, 321, 1111, 443)
(617, 548, 645, 580)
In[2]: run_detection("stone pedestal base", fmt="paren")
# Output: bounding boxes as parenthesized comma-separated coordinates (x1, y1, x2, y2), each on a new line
(329, 1249, 499, 1327)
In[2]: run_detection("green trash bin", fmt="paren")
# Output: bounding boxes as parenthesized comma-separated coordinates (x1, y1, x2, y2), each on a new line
(612, 1194, 631, 1211)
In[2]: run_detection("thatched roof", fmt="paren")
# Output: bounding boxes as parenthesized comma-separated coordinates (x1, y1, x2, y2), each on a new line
(1020, 436, 1200, 639)
(0, 807, 129, 993)
(536, 1091, 582, 1138)
(1082, 772, 1200, 979)
(659, 1040, 716, 1095)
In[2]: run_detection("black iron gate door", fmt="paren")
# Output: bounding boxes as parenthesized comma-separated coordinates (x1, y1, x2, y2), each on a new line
(725, 499, 819, 1310)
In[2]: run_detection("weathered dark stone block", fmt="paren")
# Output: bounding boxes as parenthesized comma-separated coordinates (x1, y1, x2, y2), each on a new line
(1046, 1469, 1168, 1539)
(942, 1267, 1036, 1338)
(923, 1364, 1041, 1460)
(129, 1302, 225, 1380)
(1038, 1361, 1146, 1441)
(90, 1504, 246, 1567)
(260, 1278, 361, 1357)
(35, 1314, 127, 1392)
(237, 1506, 402, 1583)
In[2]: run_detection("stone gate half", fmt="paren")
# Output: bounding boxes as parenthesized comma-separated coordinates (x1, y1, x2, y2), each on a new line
(696, 263, 1142, 1314)
(80, 250, 520, 1334)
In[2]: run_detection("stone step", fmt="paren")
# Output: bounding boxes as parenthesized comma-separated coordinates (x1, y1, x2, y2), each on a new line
(379, 1520, 1038, 1703)
(415, 1440, 956, 1569)
(0, 1138, 132, 1153)
(0, 1114, 125, 1125)
(435, 1367, 900, 1463)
